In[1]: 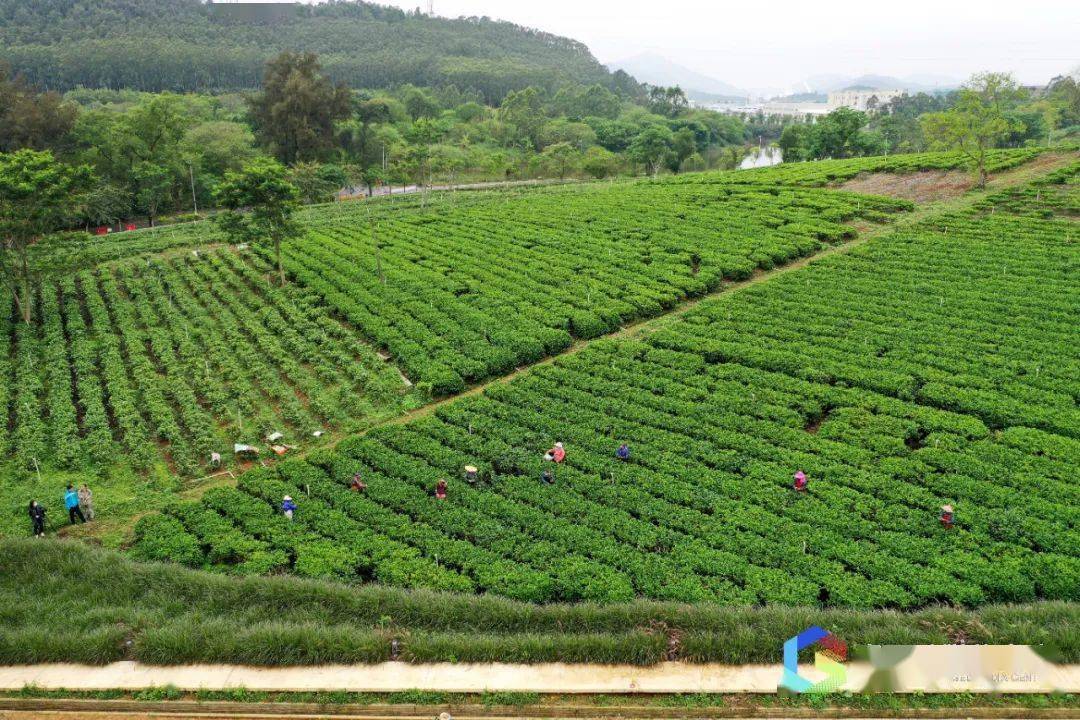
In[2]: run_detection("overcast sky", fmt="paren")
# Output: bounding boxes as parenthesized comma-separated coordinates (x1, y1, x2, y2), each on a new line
(368, 0, 1079, 93)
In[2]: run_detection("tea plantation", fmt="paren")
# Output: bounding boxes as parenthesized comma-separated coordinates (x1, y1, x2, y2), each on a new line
(0, 175, 910, 484)
(131, 156, 1080, 609)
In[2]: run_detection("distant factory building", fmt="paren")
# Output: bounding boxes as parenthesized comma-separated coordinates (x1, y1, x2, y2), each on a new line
(827, 89, 905, 111)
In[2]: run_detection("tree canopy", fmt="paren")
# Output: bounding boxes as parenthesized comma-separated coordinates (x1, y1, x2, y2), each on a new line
(0, 0, 624, 103)
(0, 149, 89, 322)
(921, 72, 1022, 186)
(214, 157, 301, 286)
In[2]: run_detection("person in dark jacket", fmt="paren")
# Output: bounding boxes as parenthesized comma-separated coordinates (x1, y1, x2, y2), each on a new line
(541, 468, 555, 485)
(28, 501, 46, 537)
(64, 485, 86, 524)
(616, 443, 630, 461)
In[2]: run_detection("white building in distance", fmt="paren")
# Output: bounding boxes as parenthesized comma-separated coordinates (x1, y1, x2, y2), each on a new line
(710, 88, 909, 118)
(827, 89, 905, 111)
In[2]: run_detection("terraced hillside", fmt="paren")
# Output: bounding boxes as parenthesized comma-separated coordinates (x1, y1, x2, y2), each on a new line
(135, 158, 1080, 608)
(975, 160, 1080, 218)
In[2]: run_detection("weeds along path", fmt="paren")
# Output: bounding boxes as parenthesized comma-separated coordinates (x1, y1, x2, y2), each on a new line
(182, 151, 1076, 498)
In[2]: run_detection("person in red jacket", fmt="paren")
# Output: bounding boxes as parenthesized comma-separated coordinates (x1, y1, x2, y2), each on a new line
(435, 479, 448, 500)
(793, 470, 808, 492)
(939, 504, 954, 529)
(544, 442, 566, 463)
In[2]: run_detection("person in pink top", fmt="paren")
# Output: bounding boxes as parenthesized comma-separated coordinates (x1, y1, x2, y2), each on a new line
(544, 442, 566, 463)
(793, 470, 808, 492)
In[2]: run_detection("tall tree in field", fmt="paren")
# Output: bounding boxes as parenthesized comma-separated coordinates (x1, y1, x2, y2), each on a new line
(0, 150, 89, 324)
(248, 52, 352, 165)
(214, 158, 301, 286)
(920, 72, 1023, 188)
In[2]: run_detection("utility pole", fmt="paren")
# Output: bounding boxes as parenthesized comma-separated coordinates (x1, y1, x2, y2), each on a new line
(189, 164, 198, 215)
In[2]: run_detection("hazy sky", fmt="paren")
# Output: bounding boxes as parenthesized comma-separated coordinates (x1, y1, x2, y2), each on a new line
(369, 0, 1079, 92)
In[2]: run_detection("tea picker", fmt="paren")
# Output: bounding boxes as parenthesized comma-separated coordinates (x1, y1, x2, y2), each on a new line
(544, 442, 566, 463)
(793, 470, 808, 492)
(939, 504, 954, 529)
(350, 472, 367, 492)
(464, 465, 479, 485)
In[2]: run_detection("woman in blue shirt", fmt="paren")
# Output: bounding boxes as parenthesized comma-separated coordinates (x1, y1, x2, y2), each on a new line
(64, 485, 86, 524)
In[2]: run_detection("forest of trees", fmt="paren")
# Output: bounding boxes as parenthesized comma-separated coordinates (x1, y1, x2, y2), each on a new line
(0, 0, 624, 101)
(0, 50, 752, 234)
(777, 72, 1080, 163)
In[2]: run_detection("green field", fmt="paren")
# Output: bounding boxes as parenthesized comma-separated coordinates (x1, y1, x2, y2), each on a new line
(289, 181, 910, 393)
(130, 158, 1079, 608)
(687, 148, 1045, 187)
(0, 164, 917, 540)
(0, 150, 1077, 666)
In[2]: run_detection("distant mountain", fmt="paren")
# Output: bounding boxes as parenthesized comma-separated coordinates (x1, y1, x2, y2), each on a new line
(799, 73, 960, 94)
(608, 53, 748, 101)
(0, 0, 616, 100)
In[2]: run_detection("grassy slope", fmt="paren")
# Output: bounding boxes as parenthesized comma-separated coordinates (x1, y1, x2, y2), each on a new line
(0, 539, 1076, 666)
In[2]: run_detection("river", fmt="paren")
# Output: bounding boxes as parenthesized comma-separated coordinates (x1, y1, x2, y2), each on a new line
(740, 146, 783, 169)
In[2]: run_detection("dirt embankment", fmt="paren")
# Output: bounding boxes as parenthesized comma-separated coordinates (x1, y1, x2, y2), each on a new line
(841, 170, 975, 202)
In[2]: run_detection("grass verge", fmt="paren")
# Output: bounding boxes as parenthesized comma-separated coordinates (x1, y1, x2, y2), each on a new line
(1, 540, 1076, 666)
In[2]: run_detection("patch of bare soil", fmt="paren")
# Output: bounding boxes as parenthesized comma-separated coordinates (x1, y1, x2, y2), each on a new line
(841, 170, 974, 203)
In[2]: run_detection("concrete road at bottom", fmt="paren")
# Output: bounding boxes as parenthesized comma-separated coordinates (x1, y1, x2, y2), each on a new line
(2, 698, 1080, 720)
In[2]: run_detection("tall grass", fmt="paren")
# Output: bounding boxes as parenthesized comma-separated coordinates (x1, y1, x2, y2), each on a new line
(1, 539, 1076, 666)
